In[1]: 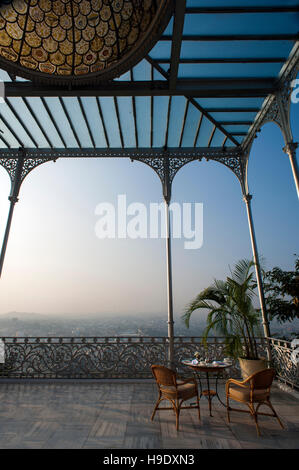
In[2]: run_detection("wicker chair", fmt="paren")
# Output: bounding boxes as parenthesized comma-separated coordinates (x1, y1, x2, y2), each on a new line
(151, 364, 200, 431)
(226, 368, 284, 436)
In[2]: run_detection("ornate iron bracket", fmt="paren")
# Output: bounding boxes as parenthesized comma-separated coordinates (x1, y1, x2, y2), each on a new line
(262, 69, 297, 145)
(0, 149, 55, 187)
(131, 154, 195, 202)
(133, 147, 246, 201)
(243, 49, 299, 151)
(0, 149, 56, 277)
(240, 49, 299, 197)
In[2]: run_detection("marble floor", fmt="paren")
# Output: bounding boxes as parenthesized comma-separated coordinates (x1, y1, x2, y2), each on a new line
(0, 380, 298, 449)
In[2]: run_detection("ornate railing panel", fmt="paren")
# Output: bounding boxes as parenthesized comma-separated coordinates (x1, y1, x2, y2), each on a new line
(0, 336, 267, 379)
(0, 337, 168, 379)
(268, 337, 299, 390)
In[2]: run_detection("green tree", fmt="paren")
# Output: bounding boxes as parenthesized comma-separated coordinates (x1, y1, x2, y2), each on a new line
(262, 255, 299, 323)
(182, 259, 261, 360)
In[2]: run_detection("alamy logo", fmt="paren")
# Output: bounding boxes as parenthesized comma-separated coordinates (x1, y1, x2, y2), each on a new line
(95, 195, 203, 250)
(291, 338, 299, 366)
(0, 339, 4, 363)
(0, 81, 4, 103)
(291, 79, 299, 104)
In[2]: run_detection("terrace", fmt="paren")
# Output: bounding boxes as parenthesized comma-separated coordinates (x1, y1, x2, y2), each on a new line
(0, 380, 298, 449)
(0, 336, 298, 449)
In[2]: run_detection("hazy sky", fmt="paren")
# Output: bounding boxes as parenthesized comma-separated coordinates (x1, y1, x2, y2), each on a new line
(0, 100, 298, 321)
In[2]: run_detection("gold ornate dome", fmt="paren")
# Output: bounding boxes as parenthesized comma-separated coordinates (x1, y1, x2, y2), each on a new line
(0, 0, 172, 85)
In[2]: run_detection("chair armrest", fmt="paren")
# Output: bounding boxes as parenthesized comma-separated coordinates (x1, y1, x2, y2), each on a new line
(226, 377, 249, 395)
(177, 377, 197, 386)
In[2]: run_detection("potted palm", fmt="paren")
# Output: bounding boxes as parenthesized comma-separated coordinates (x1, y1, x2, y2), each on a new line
(182, 259, 266, 379)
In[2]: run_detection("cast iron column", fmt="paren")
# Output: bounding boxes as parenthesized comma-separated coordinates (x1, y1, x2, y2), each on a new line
(163, 157, 175, 368)
(283, 142, 299, 198)
(0, 153, 24, 278)
(276, 92, 299, 199)
(243, 193, 272, 361)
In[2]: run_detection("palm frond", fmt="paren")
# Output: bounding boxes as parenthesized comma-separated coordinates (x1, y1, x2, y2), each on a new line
(231, 259, 255, 285)
(181, 258, 262, 359)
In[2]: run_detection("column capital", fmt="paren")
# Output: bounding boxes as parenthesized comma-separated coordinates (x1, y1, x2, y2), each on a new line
(283, 141, 298, 156)
(8, 195, 19, 204)
(243, 193, 252, 203)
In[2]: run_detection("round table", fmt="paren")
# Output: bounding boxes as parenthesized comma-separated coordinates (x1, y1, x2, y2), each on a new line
(181, 360, 232, 417)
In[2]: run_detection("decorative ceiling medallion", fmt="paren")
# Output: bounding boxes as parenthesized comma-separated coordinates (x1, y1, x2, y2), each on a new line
(0, 0, 172, 86)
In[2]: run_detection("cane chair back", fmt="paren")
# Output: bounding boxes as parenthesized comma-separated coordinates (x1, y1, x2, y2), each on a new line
(150, 364, 200, 430)
(226, 368, 284, 436)
(151, 365, 177, 387)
